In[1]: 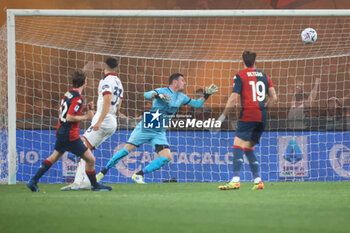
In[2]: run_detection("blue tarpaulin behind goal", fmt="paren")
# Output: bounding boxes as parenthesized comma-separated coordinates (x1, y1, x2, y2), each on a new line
(14, 130, 350, 183)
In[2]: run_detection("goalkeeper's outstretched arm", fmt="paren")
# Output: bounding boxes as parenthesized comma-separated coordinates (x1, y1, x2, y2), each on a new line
(144, 90, 157, 99)
(144, 90, 172, 101)
(187, 98, 205, 108)
(187, 84, 219, 108)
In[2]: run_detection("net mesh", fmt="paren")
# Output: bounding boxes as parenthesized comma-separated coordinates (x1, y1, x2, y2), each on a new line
(0, 25, 8, 183)
(1, 14, 350, 183)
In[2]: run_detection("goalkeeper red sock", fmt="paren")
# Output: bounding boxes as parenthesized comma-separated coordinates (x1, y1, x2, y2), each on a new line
(86, 170, 98, 188)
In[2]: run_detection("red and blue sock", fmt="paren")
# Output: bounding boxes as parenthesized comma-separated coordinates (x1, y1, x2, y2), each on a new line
(86, 170, 98, 188)
(31, 159, 52, 183)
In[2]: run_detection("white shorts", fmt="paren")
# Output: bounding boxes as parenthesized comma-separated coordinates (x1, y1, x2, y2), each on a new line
(82, 125, 116, 149)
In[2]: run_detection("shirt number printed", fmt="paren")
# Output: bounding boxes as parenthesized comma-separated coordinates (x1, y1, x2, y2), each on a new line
(111, 87, 123, 106)
(249, 81, 266, 102)
(59, 99, 68, 122)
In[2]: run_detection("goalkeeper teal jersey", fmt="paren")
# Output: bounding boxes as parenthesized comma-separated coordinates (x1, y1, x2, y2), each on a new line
(136, 87, 204, 131)
(151, 87, 191, 116)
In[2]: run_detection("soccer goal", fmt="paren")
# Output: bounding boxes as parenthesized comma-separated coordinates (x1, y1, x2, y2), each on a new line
(2, 9, 350, 184)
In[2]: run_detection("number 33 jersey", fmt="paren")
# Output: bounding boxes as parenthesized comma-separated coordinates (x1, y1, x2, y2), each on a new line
(57, 89, 84, 141)
(232, 67, 274, 122)
(92, 73, 124, 128)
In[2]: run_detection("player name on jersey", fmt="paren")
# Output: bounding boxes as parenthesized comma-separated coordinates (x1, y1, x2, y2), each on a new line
(247, 72, 263, 77)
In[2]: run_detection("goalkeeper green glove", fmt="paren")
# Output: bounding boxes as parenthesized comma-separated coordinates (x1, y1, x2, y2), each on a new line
(204, 84, 219, 99)
(155, 93, 172, 102)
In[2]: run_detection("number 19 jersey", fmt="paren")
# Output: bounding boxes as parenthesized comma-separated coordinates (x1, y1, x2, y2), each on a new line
(232, 67, 274, 122)
(92, 73, 124, 128)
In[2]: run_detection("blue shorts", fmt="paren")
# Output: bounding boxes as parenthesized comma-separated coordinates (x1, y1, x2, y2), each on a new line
(235, 121, 266, 144)
(127, 127, 169, 150)
(54, 134, 88, 157)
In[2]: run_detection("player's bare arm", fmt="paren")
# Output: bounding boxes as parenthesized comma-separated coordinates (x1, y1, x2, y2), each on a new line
(66, 101, 95, 122)
(222, 93, 240, 118)
(265, 87, 278, 108)
(87, 101, 94, 111)
(93, 93, 112, 131)
(117, 98, 123, 116)
(66, 110, 94, 122)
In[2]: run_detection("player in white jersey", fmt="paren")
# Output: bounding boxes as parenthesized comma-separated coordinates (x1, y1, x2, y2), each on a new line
(61, 57, 123, 191)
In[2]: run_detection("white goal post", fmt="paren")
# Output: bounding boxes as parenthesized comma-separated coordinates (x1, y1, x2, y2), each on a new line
(5, 9, 350, 184)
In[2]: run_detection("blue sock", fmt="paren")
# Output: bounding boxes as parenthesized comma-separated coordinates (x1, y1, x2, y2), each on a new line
(104, 148, 130, 173)
(31, 160, 52, 183)
(233, 146, 244, 177)
(86, 170, 98, 188)
(142, 156, 170, 175)
(245, 150, 259, 179)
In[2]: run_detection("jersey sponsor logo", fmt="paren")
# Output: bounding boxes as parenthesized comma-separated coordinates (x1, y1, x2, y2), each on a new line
(102, 84, 110, 90)
(247, 72, 263, 77)
(74, 105, 80, 113)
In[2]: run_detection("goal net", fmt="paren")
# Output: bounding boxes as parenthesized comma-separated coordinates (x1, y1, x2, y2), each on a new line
(2, 10, 350, 184)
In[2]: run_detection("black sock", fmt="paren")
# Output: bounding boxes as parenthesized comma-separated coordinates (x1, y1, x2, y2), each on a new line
(136, 170, 144, 176)
(101, 168, 108, 175)
(86, 170, 98, 188)
(31, 160, 52, 183)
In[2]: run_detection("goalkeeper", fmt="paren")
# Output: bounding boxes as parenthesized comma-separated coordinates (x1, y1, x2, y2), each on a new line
(97, 73, 218, 183)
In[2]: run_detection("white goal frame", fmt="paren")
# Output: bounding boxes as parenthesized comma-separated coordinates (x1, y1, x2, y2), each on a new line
(6, 9, 350, 184)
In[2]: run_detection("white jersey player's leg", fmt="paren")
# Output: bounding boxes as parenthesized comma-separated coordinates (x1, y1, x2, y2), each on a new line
(73, 159, 85, 185)
(61, 119, 116, 191)
(61, 158, 90, 191)
(71, 159, 91, 190)
(76, 123, 116, 190)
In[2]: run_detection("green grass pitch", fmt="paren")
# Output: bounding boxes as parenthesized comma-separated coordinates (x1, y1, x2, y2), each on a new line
(1, 182, 350, 233)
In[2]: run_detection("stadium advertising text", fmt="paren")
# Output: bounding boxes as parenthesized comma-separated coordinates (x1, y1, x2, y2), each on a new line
(10, 130, 350, 183)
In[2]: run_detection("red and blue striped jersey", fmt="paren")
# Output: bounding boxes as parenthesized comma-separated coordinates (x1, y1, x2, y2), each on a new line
(56, 89, 84, 141)
(232, 68, 274, 122)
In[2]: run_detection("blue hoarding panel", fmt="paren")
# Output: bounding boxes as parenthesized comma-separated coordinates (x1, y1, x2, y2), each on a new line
(15, 130, 350, 183)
